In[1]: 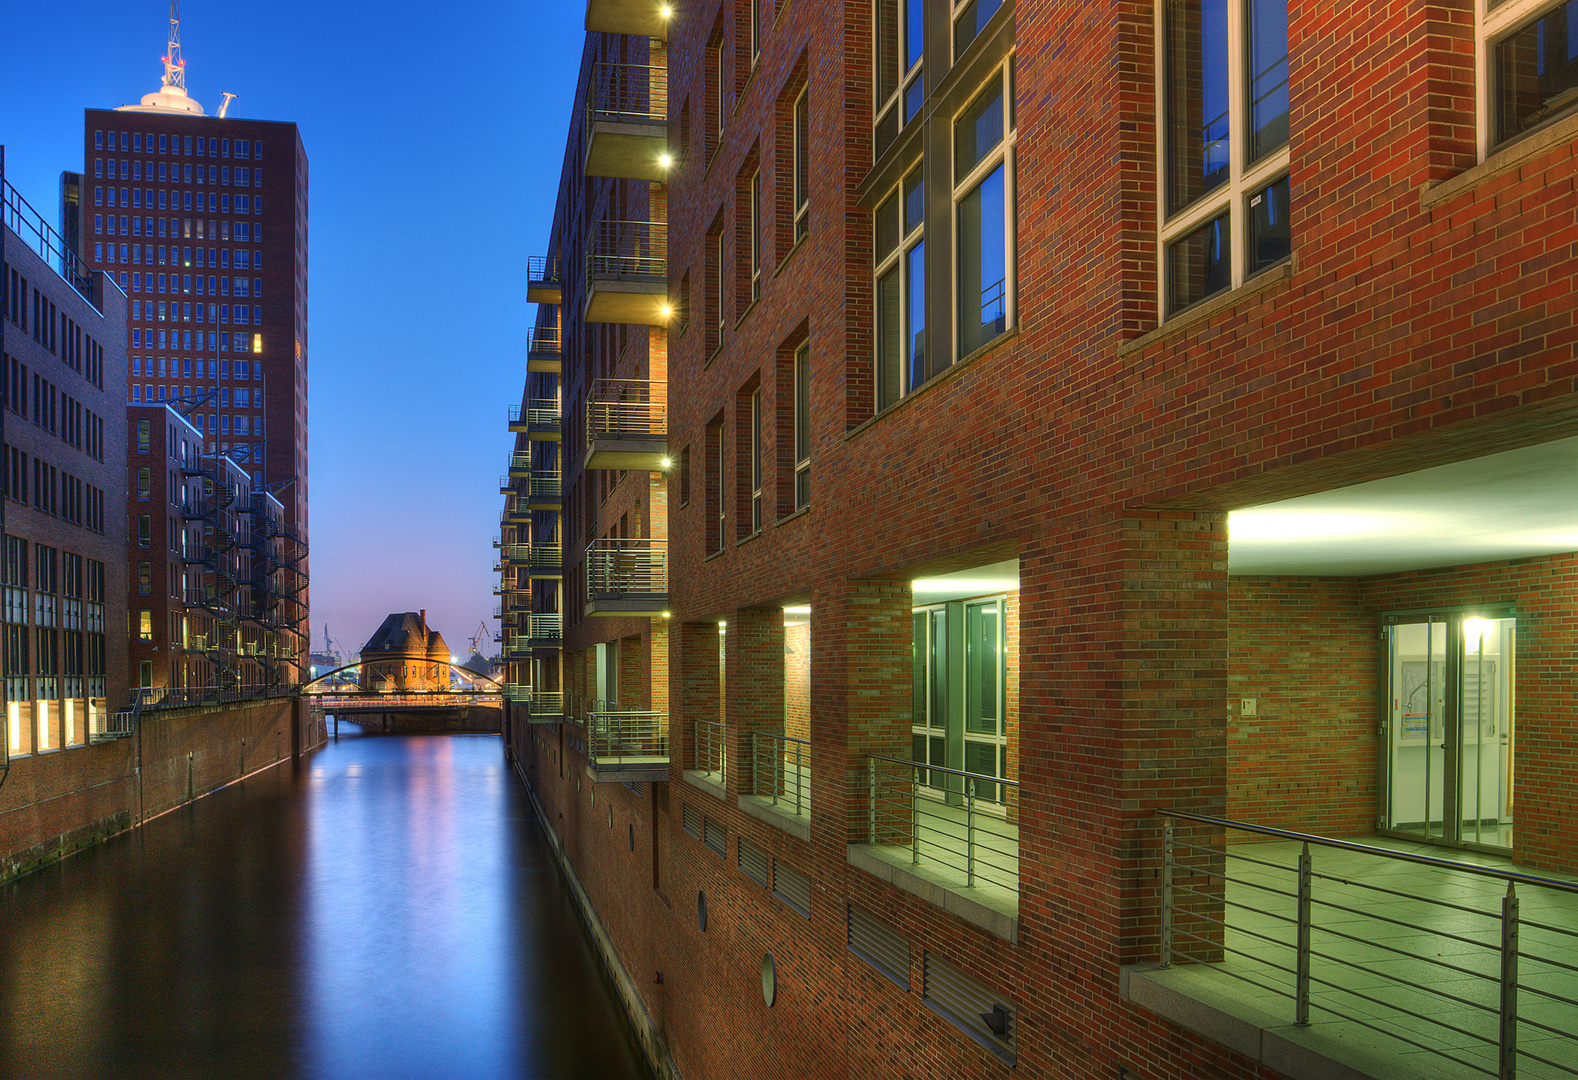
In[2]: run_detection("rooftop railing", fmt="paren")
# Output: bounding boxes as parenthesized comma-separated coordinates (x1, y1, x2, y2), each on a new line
(3, 177, 96, 303)
(1159, 810, 1578, 1080)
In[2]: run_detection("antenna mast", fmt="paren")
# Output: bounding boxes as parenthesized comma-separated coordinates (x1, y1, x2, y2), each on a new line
(161, 0, 188, 94)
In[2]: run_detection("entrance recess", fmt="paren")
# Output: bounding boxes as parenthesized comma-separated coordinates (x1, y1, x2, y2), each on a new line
(1382, 611, 1515, 850)
(911, 596, 1009, 805)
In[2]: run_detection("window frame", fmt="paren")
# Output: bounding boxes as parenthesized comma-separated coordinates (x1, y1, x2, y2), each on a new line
(750, 168, 763, 303)
(875, 0, 926, 153)
(793, 88, 810, 242)
(749, 387, 763, 533)
(1478, 0, 1578, 158)
(950, 62, 1019, 361)
(1155, 0, 1292, 318)
(793, 343, 810, 510)
(874, 162, 926, 411)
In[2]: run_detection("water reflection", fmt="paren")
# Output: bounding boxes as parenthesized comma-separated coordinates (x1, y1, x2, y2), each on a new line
(0, 728, 652, 1080)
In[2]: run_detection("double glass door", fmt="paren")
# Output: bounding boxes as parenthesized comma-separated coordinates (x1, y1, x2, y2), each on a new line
(911, 597, 1009, 804)
(1382, 612, 1516, 850)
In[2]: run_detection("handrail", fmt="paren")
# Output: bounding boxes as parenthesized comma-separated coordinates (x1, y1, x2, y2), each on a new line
(866, 752, 1022, 790)
(749, 730, 810, 817)
(1163, 808, 1578, 894)
(586, 378, 667, 441)
(692, 718, 726, 781)
(525, 326, 561, 354)
(587, 220, 667, 279)
(861, 754, 1018, 897)
(586, 539, 667, 597)
(589, 60, 668, 123)
(527, 255, 560, 285)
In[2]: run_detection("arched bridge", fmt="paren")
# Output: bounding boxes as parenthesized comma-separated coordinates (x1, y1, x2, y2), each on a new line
(304, 661, 504, 734)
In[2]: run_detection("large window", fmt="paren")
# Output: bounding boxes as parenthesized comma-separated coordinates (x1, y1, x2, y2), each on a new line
(875, 0, 926, 156)
(954, 65, 1017, 359)
(875, 164, 926, 410)
(1159, 0, 1290, 315)
(1483, 0, 1578, 154)
(793, 343, 810, 510)
(793, 89, 810, 243)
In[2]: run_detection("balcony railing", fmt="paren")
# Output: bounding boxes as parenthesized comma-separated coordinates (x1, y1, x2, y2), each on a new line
(587, 703, 668, 776)
(507, 398, 561, 439)
(526, 326, 562, 373)
(502, 682, 533, 704)
(525, 613, 562, 644)
(500, 496, 532, 522)
(527, 690, 565, 722)
(588, 220, 666, 279)
(856, 754, 1020, 901)
(747, 731, 811, 820)
(527, 469, 562, 507)
(526, 255, 561, 303)
(507, 451, 532, 477)
(585, 538, 667, 614)
(690, 718, 726, 784)
(587, 378, 666, 442)
(590, 61, 668, 123)
(1154, 810, 1578, 1080)
(585, 62, 670, 181)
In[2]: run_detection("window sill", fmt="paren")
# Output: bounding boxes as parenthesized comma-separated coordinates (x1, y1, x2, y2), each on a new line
(735, 529, 761, 548)
(776, 504, 809, 528)
(682, 769, 727, 802)
(845, 326, 1019, 441)
(1117, 260, 1293, 359)
(734, 296, 760, 332)
(704, 548, 726, 563)
(774, 233, 808, 279)
(703, 342, 724, 371)
(1422, 109, 1578, 210)
(738, 792, 811, 842)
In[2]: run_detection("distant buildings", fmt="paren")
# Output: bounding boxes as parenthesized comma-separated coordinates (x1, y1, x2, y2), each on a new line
(502, 3, 1578, 1079)
(63, 11, 310, 687)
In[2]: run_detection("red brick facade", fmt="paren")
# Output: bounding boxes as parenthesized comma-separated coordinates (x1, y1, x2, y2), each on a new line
(505, 2, 1578, 1078)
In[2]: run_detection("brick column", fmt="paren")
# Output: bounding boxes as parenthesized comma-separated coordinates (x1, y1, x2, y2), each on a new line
(674, 620, 721, 774)
(724, 604, 784, 801)
(810, 578, 912, 848)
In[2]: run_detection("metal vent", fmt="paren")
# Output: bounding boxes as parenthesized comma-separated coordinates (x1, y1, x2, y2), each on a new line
(703, 816, 726, 855)
(847, 904, 910, 989)
(922, 950, 1016, 1065)
(682, 803, 702, 839)
(738, 838, 770, 887)
(772, 858, 811, 918)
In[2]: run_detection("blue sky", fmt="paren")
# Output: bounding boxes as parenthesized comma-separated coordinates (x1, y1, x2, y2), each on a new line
(1, 0, 585, 658)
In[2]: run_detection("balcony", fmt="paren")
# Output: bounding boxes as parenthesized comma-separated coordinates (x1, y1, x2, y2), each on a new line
(585, 220, 668, 325)
(500, 496, 532, 524)
(586, 703, 668, 782)
(585, 538, 667, 616)
(507, 399, 561, 441)
(526, 326, 562, 374)
(524, 613, 562, 648)
(585, 379, 667, 470)
(527, 468, 562, 511)
(526, 689, 564, 725)
(527, 255, 561, 304)
(585, 0, 670, 39)
(507, 451, 532, 478)
(521, 542, 563, 579)
(586, 62, 670, 181)
(503, 682, 532, 705)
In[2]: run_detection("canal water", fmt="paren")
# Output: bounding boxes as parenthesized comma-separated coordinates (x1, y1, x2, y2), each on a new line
(0, 727, 653, 1080)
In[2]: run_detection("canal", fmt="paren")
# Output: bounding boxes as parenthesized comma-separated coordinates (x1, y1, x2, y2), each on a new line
(0, 727, 654, 1080)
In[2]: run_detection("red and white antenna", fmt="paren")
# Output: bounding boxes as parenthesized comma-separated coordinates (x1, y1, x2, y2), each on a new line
(161, 0, 188, 94)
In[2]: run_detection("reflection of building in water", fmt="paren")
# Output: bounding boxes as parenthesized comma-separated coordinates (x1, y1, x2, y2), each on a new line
(358, 611, 449, 692)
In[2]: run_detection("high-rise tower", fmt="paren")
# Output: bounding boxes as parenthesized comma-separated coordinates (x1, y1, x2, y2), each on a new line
(68, 1, 309, 684)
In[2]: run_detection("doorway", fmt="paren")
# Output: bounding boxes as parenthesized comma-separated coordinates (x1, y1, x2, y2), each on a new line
(911, 597, 1009, 805)
(1381, 610, 1515, 851)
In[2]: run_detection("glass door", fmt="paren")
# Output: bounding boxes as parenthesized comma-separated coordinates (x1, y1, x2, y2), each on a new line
(912, 607, 949, 792)
(963, 598, 1008, 805)
(1383, 612, 1515, 850)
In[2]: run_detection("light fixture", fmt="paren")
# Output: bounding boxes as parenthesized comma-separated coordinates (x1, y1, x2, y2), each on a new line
(660, 4, 673, 17)
(658, 151, 673, 168)
(1463, 617, 1491, 648)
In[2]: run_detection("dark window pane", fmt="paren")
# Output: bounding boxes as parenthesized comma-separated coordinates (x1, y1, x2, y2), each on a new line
(904, 77, 926, 124)
(1247, 0, 1289, 162)
(954, 82, 1004, 179)
(877, 0, 899, 103)
(1168, 211, 1230, 312)
(957, 165, 1007, 357)
(1247, 175, 1291, 274)
(907, 240, 926, 389)
(903, 166, 925, 234)
(906, 0, 925, 70)
(1165, 0, 1230, 213)
(954, 0, 1004, 61)
(1495, 1, 1578, 146)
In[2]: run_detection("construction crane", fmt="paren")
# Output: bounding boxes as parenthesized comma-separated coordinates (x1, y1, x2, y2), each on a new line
(467, 620, 490, 656)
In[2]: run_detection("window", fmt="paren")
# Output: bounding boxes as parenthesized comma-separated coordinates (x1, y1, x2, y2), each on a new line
(751, 0, 765, 63)
(138, 610, 153, 642)
(954, 65, 1018, 358)
(678, 445, 691, 506)
(136, 420, 151, 453)
(793, 343, 810, 510)
(137, 467, 151, 500)
(875, 163, 926, 410)
(1483, 0, 1578, 154)
(1160, 0, 1290, 315)
(748, 168, 762, 303)
(706, 222, 725, 356)
(953, 0, 1005, 60)
(793, 89, 810, 242)
(137, 515, 151, 548)
(749, 387, 762, 534)
(875, 0, 926, 156)
(138, 562, 151, 596)
(706, 415, 725, 556)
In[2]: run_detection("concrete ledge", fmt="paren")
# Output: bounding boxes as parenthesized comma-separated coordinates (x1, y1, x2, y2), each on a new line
(846, 844, 1018, 944)
(1120, 964, 1489, 1080)
(681, 770, 726, 802)
(737, 793, 811, 842)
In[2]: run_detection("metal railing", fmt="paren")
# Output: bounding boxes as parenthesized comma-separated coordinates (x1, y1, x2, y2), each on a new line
(691, 718, 726, 782)
(748, 731, 810, 818)
(503, 682, 532, 704)
(587, 379, 667, 442)
(4, 176, 95, 302)
(587, 220, 667, 279)
(132, 683, 298, 710)
(525, 613, 562, 642)
(507, 398, 561, 430)
(507, 451, 532, 474)
(586, 538, 667, 599)
(501, 496, 532, 520)
(587, 703, 668, 767)
(529, 690, 564, 716)
(860, 754, 1019, 896)
(525, 326, 562, 355)
(529, 469, 562, 502)
(1160, 810, 1578, 1080)
(527, 255, 560, 287)
(589, 61, 668, 124)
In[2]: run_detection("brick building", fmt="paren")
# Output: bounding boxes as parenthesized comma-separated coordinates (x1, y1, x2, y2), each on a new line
(358, 611, 452, 692)
(1, 154, 128, 757)
(66, 23, 310, 683)
(504, 2, 1578, 1078)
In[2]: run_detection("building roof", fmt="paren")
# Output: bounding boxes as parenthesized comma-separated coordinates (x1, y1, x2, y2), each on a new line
(363, 612, 447, 657)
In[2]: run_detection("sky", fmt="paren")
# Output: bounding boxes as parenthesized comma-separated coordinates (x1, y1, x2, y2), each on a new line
(0, 0, 586, 660)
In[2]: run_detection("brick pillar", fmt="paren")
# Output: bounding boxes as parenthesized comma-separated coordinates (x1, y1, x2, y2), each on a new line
(725, 604, 784, 801)
(675, 621, 721, 774)
(811, 578, 912, 847)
